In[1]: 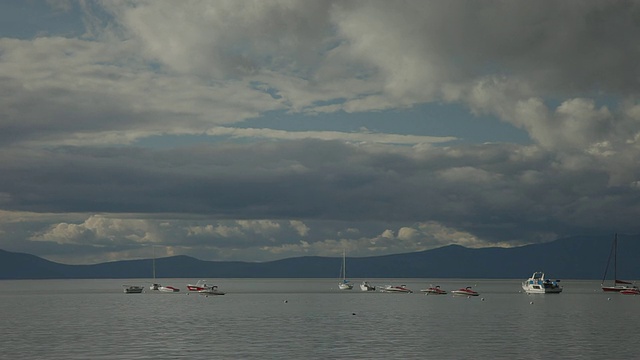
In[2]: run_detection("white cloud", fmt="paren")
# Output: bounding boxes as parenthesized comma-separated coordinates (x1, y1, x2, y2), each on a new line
(289, 220, 310, 237)
(30, 215, 166, 245)
(205, 127, 456, 144)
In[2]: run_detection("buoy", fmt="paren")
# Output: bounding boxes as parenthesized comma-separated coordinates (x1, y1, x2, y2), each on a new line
(284, 300, 288, 303)
(352, 313, 356, 315)
(481, 298, 485, 301)
(530, 301, 533, 304)
(607, 298, 611, 301)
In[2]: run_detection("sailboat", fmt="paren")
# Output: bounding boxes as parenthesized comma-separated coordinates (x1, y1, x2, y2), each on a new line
(601, 234, 638, 292)
(338, 250, 353, 290)
(149, 246, 180, 292)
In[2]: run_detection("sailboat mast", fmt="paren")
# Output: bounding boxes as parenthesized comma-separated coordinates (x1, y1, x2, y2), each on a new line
(613, 233, 617, 282)
(152, 245, 156, 280)
(342, 250, 346, 279)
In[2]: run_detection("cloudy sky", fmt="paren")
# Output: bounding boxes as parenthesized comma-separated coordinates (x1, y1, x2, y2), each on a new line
(1, 0, 640, 265)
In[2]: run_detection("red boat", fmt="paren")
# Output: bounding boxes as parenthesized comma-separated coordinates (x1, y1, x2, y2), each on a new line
(380, 285, 413, 293)
(187, 280, 213, 291)
(620, 288, 640, 295)
(451, 286, 479, 296)
(187, 280, 225, 295)
(421, 285, 447, 295)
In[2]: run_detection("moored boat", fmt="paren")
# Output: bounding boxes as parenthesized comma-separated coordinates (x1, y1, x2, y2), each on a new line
(187, 280, 225, 295)
(187, 280, 212, 291)
(421, 285, 447, 295)
(620, 288, 640, 295)
(380, 284, 413, 293)
(601, 234, 638, 292)
(149, 246, 180, 292)
(123, 285, 144, 294)
(451, 286, 479, 296)
(360, 281, 376, 291)
(521, 272, 562, 294)
(159, 285, 180, 293)
(338, 250, 353, 290)
(197, 285, 225, 296)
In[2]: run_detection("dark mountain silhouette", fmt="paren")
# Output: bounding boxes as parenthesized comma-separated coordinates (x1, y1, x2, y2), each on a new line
(2, 234, 639, 279)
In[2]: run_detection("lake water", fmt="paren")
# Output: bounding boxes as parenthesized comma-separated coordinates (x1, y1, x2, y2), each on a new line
(1, 278, 638, 359)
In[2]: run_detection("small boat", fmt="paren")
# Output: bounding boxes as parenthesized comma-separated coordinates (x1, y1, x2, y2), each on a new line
(380, 285, 413, 293)
(123, 285, 144, 294)
(159, 285, 180, 293)
(360, 281, 376, 291)
(187, 279, 211, 291)
(338, 250, 353, 290)
(601, 234, 639, 292)
(421, 285, 447, 295)
(521, 272, 562, 294)
(151, 283, 180, 292)
(187, 280, 225, 295)
(451, 286, 479, 296)
(197, 285, 225, 296)
(149, 247, 180, 292)
(620, 288, 640, 295)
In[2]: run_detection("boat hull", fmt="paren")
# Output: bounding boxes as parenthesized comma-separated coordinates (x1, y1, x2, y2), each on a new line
(198, 290, 225, 295)
(602, 285, 638, 292)
(522, 285, 562, 294)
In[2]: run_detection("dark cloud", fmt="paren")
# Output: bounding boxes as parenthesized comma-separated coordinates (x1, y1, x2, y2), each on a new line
(2, 2, 640, 263)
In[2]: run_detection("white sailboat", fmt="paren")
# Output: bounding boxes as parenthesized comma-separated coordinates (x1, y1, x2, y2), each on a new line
(149, 246, 180, 292)
(338, 250, 353, 290)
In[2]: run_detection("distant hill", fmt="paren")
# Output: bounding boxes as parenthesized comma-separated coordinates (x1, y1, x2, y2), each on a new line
(1, 235, 639, 279)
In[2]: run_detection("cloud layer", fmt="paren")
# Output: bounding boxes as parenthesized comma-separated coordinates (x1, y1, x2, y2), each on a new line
(1, 1, 640, 264)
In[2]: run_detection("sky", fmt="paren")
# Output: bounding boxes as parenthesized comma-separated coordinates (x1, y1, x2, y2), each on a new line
(1, 0, 640, 265)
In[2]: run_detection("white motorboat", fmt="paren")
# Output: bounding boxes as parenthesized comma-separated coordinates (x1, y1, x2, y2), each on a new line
(451, 286, 479, 296)
(158, 285, 180, 293)
(522, 272, 562, 294)
(420, 285, 447, 295)
(187, 280, 225, 295)
(380, 285, 413, 293)
(197, 285, 225, 296)
(123, 285, 144, 294)
(360, 281, 376, 291)
(338, 250, 353, 290)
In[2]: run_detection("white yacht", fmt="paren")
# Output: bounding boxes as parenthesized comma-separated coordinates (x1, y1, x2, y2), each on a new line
(360, 281, 376, 291)
(380, 285, 413, 293)
(522, 272, 562, 294)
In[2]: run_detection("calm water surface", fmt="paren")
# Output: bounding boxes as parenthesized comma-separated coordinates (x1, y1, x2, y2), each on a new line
(1, 278, 638, 359)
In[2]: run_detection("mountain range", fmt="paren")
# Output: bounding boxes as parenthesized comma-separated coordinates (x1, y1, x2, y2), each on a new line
(1, 235, 639, 280)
